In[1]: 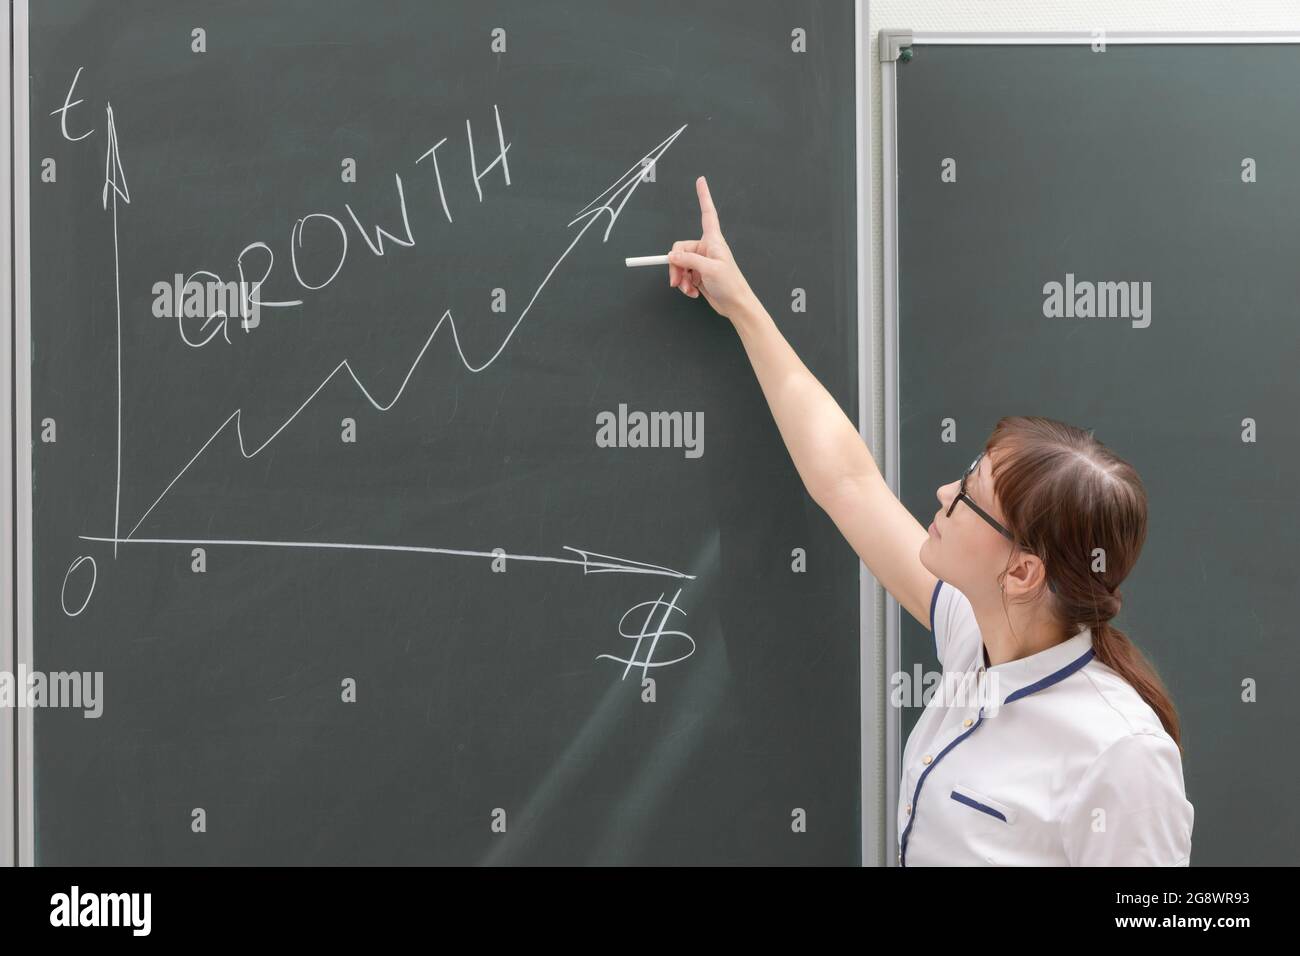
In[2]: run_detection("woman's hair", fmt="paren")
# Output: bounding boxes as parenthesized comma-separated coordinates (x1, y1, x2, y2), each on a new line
(983, 415, 1182, 753)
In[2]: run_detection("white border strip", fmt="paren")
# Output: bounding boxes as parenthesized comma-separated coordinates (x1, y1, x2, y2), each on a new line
(2, 0, 16, 870)
(854, 0, 880, 870)
(880, 28, 1300, 869)
(13, 0, 32, 868)
(909, 30, 1300, 45)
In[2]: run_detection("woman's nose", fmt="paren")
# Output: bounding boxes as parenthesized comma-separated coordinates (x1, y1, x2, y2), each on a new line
(936, 481, 955, 510)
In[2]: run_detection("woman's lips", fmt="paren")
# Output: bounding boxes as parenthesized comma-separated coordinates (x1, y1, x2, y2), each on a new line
(929, 521, 940, 538)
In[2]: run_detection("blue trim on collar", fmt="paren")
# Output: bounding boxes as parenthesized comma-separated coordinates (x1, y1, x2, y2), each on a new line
(929, 579, 943, 658)
(1003, 647, 1095, 704)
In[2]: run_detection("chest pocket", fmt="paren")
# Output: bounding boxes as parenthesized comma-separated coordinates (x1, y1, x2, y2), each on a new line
(949, 783, 1019, 825)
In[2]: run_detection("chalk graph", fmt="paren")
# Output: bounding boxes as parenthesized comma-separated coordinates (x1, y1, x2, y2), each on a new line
(52, 82, 698, 675)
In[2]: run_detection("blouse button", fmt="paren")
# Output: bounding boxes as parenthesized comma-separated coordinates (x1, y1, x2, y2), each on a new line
(905, 802, 912, 815)
(922, 754, 933, 764)
(963, 718, 973, 727)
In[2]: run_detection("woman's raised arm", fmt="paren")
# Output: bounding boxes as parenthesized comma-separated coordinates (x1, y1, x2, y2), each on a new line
(667, 176, 938, 628)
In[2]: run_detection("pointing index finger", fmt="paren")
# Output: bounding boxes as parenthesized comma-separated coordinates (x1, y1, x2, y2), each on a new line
(697, 175, 721, 237)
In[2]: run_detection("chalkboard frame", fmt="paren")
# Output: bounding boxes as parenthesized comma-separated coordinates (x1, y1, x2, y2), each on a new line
(879, 29, 1300, 865)
(12, 0, 33, 870)
(9, 0, 880, 866)
(2, 0, 16, 870)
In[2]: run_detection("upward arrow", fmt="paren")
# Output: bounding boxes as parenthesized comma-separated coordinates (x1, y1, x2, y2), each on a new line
(102, 102, 129, 209)
(103, 102, 129, 557)
(119, 123, 692, 583)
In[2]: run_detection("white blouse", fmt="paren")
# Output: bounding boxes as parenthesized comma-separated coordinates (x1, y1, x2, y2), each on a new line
(897, 579, 1194, 866)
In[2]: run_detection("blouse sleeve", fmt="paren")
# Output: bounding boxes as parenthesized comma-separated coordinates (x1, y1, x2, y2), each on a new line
(1060, 731, 1195, 866)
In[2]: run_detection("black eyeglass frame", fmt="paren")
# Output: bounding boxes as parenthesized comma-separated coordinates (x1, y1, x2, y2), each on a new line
(947, 451, 1058, 595)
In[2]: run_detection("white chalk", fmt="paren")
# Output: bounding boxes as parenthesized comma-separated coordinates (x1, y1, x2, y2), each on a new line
(625, 254, 670, 267)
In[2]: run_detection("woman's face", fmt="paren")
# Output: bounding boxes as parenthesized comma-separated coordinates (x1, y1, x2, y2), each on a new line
(920, 447, 1018, 600)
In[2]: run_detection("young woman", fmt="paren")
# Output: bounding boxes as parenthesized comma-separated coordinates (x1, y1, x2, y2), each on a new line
(666, 176, 1194, 866)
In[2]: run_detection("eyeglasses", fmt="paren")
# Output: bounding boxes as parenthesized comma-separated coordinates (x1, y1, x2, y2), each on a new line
(947, 451, 1058, 595)
(947, 452, 1014, 539)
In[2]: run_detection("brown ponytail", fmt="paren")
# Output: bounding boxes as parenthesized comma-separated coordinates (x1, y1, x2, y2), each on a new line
(984, 416, 1183, 753)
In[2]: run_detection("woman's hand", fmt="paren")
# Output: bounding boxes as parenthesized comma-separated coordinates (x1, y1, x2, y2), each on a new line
(667, 176, 759, 324)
